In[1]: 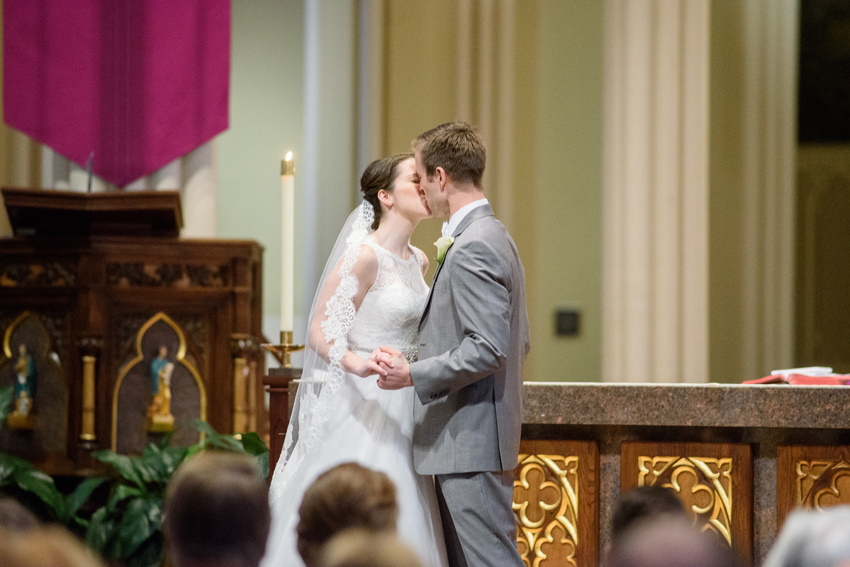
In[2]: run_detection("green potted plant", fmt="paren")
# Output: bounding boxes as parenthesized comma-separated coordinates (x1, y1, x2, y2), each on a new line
(0, 385, 270, 567)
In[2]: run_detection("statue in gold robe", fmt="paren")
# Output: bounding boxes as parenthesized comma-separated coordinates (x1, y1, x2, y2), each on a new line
(147, 346, 175, 431)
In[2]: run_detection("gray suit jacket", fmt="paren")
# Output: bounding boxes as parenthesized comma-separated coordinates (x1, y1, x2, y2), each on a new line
(410, 204, 530, 475)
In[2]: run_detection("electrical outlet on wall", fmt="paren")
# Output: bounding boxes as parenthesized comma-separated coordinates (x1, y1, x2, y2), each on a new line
(555, 308, 580, 337)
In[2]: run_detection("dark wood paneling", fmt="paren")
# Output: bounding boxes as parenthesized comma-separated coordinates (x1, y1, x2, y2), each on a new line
(777, 444, 850, 531)
(621, 441, 752, 563)
(514, 439, 599, 567)
(0, 235, 264, 472)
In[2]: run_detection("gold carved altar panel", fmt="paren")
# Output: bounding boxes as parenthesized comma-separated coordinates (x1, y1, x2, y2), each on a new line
(777, 445, 850, 530)
(621, 442, 752, 563)
(513, 440, 598, 567)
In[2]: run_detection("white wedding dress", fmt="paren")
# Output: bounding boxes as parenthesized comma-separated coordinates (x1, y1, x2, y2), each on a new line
(261, 237, 449, 567)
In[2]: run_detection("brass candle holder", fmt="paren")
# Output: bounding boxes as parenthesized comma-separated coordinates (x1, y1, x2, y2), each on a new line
(262, 330, 305, 368)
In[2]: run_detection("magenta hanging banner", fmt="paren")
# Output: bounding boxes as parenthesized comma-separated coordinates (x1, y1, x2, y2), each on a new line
(3, 0, 230, 187)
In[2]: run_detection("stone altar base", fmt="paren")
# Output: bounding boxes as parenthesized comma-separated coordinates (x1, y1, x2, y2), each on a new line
(522, 383, 850, 566)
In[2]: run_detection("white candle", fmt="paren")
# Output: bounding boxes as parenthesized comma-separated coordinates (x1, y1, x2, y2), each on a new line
(281, 152, 295, 333)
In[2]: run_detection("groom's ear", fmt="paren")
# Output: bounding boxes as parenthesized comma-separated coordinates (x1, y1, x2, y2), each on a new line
(435, 166, 449, 192)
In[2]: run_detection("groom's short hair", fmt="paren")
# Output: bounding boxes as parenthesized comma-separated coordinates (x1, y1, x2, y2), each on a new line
(412, 122, 486, 189)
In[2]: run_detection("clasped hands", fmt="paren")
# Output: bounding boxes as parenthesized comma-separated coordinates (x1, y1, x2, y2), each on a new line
(363, 346, 413, 390)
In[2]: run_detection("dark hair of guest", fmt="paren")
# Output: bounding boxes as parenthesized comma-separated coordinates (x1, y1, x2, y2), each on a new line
(164, 451, 270, 567)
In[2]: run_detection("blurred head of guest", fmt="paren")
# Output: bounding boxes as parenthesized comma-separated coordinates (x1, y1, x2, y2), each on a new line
(297, 463, 398, 567)
(0, 497, 38, 532)
(612, 485, 689, 542)
(606, 485, 689, 565)
(165, 451, 270, 567)
(0, 525, 103, 567)
(608, 516, 743, 567)
(320, 529, 422, 567)
(764, 505, 850, 567)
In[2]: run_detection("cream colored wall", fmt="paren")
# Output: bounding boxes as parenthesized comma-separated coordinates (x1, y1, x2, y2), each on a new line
(709, 0, 748, 383)
(218, 0, 359, 345)
(708, 0, 799, 383)
(377, 0, 605, 382)
(216, 0, 306, 342)
(530, 1, 604, 382)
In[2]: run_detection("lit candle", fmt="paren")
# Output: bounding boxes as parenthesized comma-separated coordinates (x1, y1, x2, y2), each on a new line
(281, 152, 295, 333)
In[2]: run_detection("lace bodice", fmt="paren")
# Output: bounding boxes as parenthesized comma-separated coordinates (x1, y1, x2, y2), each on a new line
(348, 238, 429, 351)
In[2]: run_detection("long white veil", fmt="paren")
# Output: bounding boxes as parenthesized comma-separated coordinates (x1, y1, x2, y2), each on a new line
(268, 200, 375, 502)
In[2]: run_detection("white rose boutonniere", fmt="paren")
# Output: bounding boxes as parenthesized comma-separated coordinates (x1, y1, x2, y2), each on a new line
(434, 236, 454, 265)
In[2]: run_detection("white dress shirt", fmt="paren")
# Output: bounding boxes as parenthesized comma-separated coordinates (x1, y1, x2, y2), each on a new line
(441, 198, 490, 237)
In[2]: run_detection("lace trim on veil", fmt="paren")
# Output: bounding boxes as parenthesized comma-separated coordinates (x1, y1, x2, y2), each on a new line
(268, 201, 375, 502)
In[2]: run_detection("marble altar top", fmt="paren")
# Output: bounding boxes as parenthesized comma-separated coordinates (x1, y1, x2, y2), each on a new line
(522, 382, 850, 429)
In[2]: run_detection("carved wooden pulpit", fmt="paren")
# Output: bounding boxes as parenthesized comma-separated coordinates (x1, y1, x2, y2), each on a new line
(0, 188, 265, 475)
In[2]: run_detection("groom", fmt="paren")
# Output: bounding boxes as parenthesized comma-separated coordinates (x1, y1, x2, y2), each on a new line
(378, 122, 529, 567)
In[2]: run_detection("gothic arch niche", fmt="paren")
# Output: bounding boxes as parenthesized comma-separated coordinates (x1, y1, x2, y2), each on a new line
(0, 311, 68, 460)
(112, 313, 206, 453)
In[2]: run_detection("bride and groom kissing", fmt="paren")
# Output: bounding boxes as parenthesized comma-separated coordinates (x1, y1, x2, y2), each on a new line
(263, 122, 530, 567)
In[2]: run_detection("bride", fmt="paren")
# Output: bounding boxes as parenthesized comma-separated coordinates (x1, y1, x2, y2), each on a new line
(262, 153, 448, 567)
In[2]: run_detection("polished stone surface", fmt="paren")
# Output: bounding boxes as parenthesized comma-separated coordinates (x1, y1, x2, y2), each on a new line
(523, 382, 850, 429)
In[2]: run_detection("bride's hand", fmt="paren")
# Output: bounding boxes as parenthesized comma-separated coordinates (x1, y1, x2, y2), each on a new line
(344, 349, 393, 378)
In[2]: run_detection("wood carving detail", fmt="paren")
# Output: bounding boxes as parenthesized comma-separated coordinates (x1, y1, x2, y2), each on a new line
(796, 460, 850, 510)
(116, 314, 207, 374)
(107, 262, 227, 288)
(0, 262, 77, 287)
(638, 456, 733, 546)
(173, 314, 208, 360)
(513, 454, 579, 567)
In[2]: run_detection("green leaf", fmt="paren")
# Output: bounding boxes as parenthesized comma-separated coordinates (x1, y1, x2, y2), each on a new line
(238, 432, 269, 457)
(86, 506, 116, 555)
(156, 429, 175, 449)
(107, 484, 143, 510)
(183, 443, 203, 461)
(254, 451, 270, 480)
(60, 476, 107, 524)
(192, 420, 244, 452)
(0, 386, 13, 426)
(161, 447, 188, 476)
(0, 452, 31, 485)
(130, 457, 162, 486)
(139, 443, 185, 483)
(126, 532, 164, 567)
(191, 419, 219, 437)
(13, 468, 63, 513)
(92, 451, 145, 490)
(117, 497, 162, 558)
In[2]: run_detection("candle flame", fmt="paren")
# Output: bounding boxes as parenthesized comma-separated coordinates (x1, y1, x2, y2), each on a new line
(285, 151, 293, 162)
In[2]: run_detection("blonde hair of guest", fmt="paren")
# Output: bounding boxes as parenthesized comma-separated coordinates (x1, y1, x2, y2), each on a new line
(320, 529, 423, 567)
(297, 463, 398, 567)
(0, 525, 104, 567)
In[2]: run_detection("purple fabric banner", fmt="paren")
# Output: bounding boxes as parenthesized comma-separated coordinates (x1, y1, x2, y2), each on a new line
(3, 0, 230, 187)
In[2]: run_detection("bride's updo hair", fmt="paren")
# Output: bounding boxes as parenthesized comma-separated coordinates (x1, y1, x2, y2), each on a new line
(360, 152, 414, 230)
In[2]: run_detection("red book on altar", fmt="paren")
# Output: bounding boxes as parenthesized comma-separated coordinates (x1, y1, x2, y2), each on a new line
(743, 373, 850, 385)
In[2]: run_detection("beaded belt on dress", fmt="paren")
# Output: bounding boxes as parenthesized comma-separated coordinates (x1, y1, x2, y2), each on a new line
(350, 343, 418, 363)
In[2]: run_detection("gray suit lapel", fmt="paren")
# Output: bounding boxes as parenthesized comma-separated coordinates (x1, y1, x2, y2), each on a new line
(420, 204, 495, 321)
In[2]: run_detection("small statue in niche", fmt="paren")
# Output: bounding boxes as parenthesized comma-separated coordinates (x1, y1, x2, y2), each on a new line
(147, 346, 175, 431)
(8, 344, 37, 429)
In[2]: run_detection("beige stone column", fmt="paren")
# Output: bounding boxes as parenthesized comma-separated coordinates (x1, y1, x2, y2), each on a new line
(602, 0, 710, 383)
(181, 141, 217, 238)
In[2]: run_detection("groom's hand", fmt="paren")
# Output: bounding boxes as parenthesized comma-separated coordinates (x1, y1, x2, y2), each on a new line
(376, 346, 413, 390)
